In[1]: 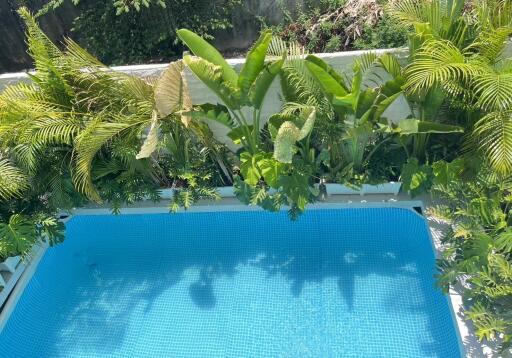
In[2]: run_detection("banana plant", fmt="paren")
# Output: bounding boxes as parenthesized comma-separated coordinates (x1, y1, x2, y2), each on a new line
(178, 29, 322, 218)
(177, 29, 285, 155)
(357, 52, 466, 162)
(303, 55, 403, 179)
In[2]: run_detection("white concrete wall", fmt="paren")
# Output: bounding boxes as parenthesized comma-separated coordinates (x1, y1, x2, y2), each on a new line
(0, 47, 453, 148)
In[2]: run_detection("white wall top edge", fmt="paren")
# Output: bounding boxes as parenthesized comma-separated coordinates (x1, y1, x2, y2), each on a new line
(0, 47, 408, 81)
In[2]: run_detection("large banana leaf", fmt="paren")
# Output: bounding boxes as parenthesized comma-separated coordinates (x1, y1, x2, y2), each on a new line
(355, 88, 378, 118)
(332, 64, 363, 112)
(373, 91, 403, 120)
(305, 55, 348, 91)
(423, 86, 445, 120)
(305, 61, 348, 98)
(177, 29, 238, 86)
(238, 31, 273, 96)
(250, 57, 284, 109)
(359, 91, 402, 124)
(183, 55, 240, 109)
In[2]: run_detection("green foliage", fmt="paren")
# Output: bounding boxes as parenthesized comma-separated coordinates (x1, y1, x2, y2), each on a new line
(284, 50, 410, 185)
(36, 0, 241, 66)
(161, 121, 227, 212)
(178, 29, 282, 154)
(428, 163, 512, 354)
(400, 158, 433, 196)
(1, 9, 232, 216)
(177, 29, 324, 217)
(388, 0, 512, 174)
(266, 0, 407, 53)
(0, 213, 64, 260)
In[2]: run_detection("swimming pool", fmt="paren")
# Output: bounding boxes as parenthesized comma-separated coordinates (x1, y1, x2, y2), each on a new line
(0, 207, 461, 357)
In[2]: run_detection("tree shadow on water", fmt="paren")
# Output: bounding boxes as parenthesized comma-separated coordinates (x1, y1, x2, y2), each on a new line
(188, 269, 216, 309)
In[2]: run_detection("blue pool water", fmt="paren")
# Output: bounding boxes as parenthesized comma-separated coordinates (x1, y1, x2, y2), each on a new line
(0, 208, 461, 357)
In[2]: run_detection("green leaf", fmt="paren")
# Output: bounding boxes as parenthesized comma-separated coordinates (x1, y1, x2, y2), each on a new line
(305, 60, 348, 98)
(374, 92, 402, 121)
(305, 55, 348, 91)
(0, 159, 28, 201)
(332, 64, 363, 113)
(187, 103, 234, 128)
(495, 228, 512, 253)
(227, 125, 254, 145)
(238, 30, 272, 96)
(279, 170, 312, 212)
(259, 158, 286, 188)
(183, 55, 240, 109)
(355, 88, 378, 118)
(423, 86, 445, 120)
(249, 57, 284, 109)
(239, 151, 264, 185)
(400, 158, 433, 196)
(233, 175, 255, 205)
(432, 159, 464, 187)
(177, 29, 238, 86)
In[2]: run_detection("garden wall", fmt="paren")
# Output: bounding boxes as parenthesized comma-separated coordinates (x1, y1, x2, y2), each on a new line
(0, 0, 307, 73)
(0, 48, 411, 149)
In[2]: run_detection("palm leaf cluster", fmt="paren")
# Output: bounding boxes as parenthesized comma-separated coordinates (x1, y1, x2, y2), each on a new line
(388, 0, 512, 174)
(0, 8, 157, 205)
(0, 8, 229, 214)
(429, 163, 512, 353)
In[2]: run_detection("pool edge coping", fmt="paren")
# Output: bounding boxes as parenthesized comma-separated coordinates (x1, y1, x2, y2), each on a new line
(0, 199, 483, 357)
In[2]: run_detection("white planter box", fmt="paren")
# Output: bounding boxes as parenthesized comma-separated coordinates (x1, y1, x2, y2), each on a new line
(159, 188, 174, 200)
(0, 256, 21, 274)
(159, 183, 401, 201)
(324, 182, 401, 196)
(217, 186, 236, 197)
(159, 186, 237, 200)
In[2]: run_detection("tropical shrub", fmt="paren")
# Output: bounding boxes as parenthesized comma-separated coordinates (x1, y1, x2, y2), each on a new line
(0, 8, 230, 214)
(0, 155, 64, 260)
(267, 0, 407, 53)
(429, 161, 512, 354)
(177, 28, 323, 218)
(35, 0, 241, 65)
(388, 0, 512, 175)
(385, 0, 512, 353)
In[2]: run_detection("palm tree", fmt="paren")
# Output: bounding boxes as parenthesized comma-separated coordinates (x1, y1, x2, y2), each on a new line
(387, 0, 512, 174)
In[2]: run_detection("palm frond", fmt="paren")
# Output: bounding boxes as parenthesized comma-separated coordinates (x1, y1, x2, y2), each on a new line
(74, 116, 146, 201)
(0, 159, 28, 201)
(473, 71, 512, 111)
(473, 110, 512, 174)
(404, 39, 482, 94)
